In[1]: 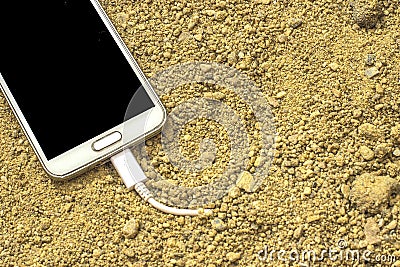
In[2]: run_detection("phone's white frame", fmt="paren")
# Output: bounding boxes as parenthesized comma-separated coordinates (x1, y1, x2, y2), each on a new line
(0, 0, 166, 179)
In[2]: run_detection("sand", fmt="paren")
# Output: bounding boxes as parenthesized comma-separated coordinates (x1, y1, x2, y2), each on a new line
(1, 0, 400, 266)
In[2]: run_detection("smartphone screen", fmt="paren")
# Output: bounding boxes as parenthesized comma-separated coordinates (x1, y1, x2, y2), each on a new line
(0, 0, 154, 160)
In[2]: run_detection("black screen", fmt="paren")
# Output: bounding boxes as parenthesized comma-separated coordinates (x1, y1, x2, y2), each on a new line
(0, 0, 155, 159)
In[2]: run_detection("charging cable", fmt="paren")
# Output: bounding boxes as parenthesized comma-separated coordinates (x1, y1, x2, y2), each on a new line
(111, 149, 212, 216)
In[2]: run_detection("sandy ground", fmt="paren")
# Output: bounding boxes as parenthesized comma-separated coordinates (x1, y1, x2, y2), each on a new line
(1, 0, 400, 266)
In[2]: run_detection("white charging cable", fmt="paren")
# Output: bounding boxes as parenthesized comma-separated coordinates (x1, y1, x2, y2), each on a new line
(111, 149, 212, 216)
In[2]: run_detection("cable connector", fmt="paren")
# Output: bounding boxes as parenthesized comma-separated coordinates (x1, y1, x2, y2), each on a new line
(111, 149, 212, 216)
(110, 149, 147, 190)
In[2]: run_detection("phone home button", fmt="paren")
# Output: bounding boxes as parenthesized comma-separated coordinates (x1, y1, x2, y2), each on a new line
(92, 131, 122, 151)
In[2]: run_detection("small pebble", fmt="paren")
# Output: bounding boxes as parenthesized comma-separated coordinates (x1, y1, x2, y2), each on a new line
(391, 125, 400, 143)
(307, 215, 320, 223)
(122, 219, 140, 239)
(341, 184, 351, 199)
(304, 186, 312, 195)
(194, 34, 203, 41)
(277, 34, 287, 43)
(211, 218, 227, 231)
(374, 143, 391, 158)
(386, 220, 398, 230)
(254, 156, 262, 167)
(177, 217, 185, 225)
(276, 91, 286, 99)
(236, 171, 256, 192)
(293, 226, 303, 238)
(0, 176, 7, 183)
(365, 54, 376, 66)
(163, 51, 171, 59)
(375, 84, 384, 94)
(351, 0, 382, 29)
(226, 252, 241, 262)
(328, 62, 339, 71)
(353, 109, 362, 118)
(183, 134, 191, 141)
(359, 145, 374, 160)
(364, 218, 381, 245)
(123, 248, 135, 258)
(228, 186, 241, 199)
(358, 123, 381, 140)
(200, 63, 212, 73)
(93, 249, 103, 257)
(288, 18, 303, 29)
(350, 173, 400, 214)
(212, 92, 225, 100)
(365, 67, 380, 78)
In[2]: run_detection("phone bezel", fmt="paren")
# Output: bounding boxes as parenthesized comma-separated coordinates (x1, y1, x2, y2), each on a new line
(0, 0, 166, 179)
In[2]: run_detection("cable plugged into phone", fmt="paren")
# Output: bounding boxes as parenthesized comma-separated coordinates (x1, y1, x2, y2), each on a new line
(111, 149, 212, 216)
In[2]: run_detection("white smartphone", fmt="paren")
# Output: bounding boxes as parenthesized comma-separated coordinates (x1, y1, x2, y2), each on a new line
(0, 0, 166, 179)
